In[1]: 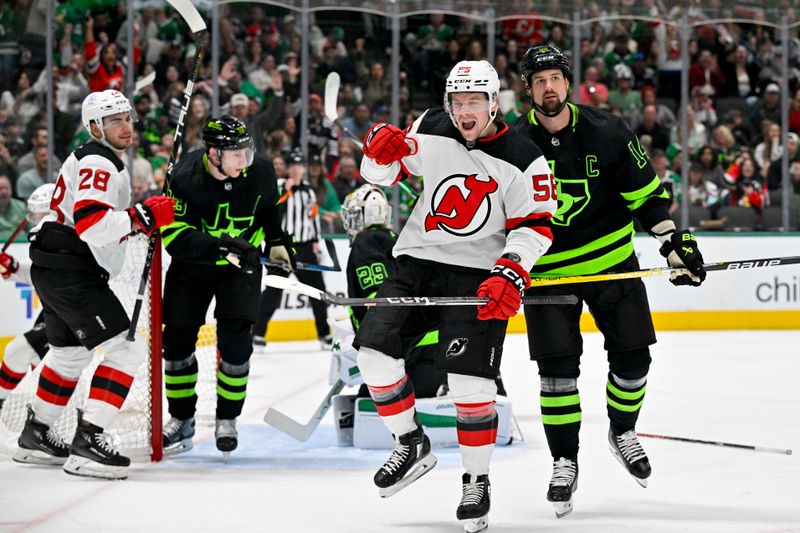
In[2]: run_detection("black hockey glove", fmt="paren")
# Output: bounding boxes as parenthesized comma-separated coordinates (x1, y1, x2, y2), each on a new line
(659, 230, 706, 287)
(217, 234, 260, 275)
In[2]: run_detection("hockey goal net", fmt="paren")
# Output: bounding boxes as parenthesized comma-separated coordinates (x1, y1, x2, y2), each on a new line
(0, 234, 219, 461)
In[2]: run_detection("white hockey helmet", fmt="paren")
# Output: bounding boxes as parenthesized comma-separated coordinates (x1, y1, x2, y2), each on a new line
(81, 90, 136, 140)
(444, 60, 500, 125)
(341, 184, 392, 238)
(26, 183, 55, 223)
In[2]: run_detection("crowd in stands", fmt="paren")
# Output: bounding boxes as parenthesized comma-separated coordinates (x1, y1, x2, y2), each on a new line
(1, 0, 800, 241)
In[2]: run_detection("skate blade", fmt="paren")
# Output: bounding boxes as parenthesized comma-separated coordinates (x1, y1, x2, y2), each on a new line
(163, 439, 193, 457)
(462, 515, 488, 533)
(552, 500, 574, 518)
(378, 453, 437, 498)
(12, 448, 67, 466)
(63, 455, 128, 480)
(222, 451, 231, 463)
(609, 445, 649, 489)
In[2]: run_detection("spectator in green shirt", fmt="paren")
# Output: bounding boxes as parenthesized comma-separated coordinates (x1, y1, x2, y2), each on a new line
(0, 174, 28, 242)
(608, 63, 641, 122)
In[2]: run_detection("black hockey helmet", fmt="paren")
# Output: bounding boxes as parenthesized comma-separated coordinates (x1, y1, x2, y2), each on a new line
(520, 43, 571, 87)
(202, 115, 254, 176)
(202, 115, 253, 151)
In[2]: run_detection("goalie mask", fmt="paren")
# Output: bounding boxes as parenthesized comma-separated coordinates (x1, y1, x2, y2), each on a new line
(341, 184, 392, 238)
(26, 183, 55, 224)
(202, 115, 255, 177)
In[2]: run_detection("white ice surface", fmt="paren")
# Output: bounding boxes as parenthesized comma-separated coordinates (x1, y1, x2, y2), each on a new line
(1, 331, 798, 533)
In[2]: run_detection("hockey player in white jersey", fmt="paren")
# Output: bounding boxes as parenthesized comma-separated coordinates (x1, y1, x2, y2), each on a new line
(14, 90, 176, 480)
(354, 60, 557, 532)
(0, 185, 56, 411)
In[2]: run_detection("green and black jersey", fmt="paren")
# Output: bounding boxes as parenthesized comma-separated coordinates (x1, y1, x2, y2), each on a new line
(161, 150, 283, 265)
(346, 227, 438, 349)
(511, 103, 670, 277)
(346, 227, 397, 330)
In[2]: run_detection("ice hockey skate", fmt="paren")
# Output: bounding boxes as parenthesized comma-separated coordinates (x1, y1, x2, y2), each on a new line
(216, 418, 238, 462)
(374, 425, 437, 498)
(162, 416, 195, 455)
(13, 405, 69, 466)
(457, 473, 490, 533)
(64, 414, 130, 480)
(252, 335, 267, 351)
(609, 429, 651, 487)
(547, 457, 578, 518)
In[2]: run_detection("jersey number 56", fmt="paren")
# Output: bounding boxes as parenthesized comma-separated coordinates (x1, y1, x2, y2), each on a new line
(532, 173, 557, 201)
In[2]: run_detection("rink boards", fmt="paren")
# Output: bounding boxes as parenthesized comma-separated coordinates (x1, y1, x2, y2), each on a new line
(2, 234, 799, 353)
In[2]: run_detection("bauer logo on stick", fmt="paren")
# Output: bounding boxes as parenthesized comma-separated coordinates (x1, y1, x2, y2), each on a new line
(425, 173, 498, 235)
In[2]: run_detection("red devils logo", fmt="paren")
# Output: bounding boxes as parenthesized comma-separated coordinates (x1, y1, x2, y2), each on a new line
(424, 174, 498, 236)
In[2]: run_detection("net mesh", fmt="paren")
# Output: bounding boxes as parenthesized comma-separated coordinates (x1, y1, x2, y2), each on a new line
(0, 235, 218, 460)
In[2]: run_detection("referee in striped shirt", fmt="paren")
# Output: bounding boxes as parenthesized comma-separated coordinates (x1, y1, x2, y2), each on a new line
(254, 149, 331, 348)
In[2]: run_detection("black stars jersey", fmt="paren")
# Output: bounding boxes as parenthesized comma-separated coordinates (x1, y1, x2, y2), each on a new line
(346, 227, 397, 329)
(161, 150, 282, 265)
(511, 103, 671, 277)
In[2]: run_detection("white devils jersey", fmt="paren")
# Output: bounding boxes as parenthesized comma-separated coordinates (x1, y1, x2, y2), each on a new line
(360, 108, 557, 271)
(36, 142, 133, 277)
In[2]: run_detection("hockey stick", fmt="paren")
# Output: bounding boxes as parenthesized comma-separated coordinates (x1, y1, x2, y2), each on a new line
(126, 0, 207, 342)
(264, 379, 346, 442)
(260, 258, 340, 272)
(324, 72, 420, 202)
(264, 274, 577, 307)
(530, 255, 800, 287)
(1, 217, 28, 253)
(636, 432, 792, 455)
(134, 71, 156, 95)
(323, 238, 341, 270)
(259, 239, 342, 272)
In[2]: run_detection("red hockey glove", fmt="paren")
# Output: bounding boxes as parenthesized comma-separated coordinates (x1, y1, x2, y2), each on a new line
(362, 123, 418, 166)
(0, 252, 19, 280)
(128, 195, 176, 235)
(477, 257, 531, 321)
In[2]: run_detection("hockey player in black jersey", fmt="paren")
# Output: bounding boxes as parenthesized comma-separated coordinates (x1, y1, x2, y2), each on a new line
(160, 116, 292, 459)
(340, 184, 444, 398)
(512, 44, 706, 517)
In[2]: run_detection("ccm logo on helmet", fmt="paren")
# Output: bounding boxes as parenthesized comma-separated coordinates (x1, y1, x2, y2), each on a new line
(424, 173, 498, 236)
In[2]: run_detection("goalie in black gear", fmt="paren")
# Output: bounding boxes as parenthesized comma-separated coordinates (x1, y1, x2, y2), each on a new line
(160, 116, 289, 458)
(338, 184, 445, 399)
(512, 43, 706, 517)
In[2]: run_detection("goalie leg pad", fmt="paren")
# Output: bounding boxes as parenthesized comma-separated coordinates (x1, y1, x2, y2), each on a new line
(31, 345, 93, 425)
(450, 373, 498, 475)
